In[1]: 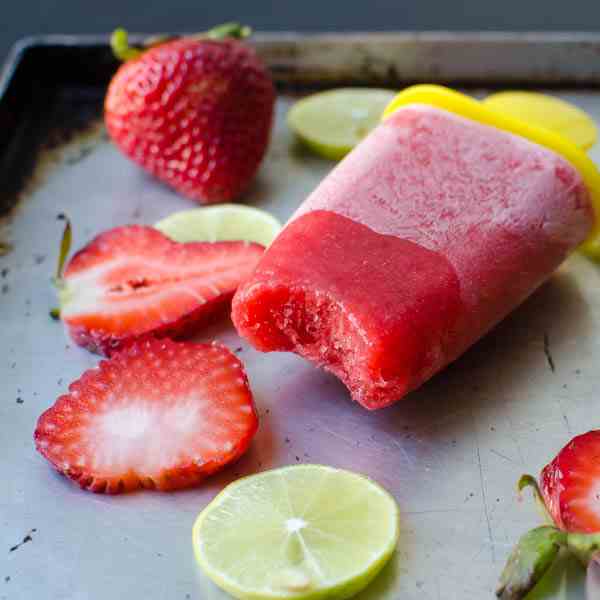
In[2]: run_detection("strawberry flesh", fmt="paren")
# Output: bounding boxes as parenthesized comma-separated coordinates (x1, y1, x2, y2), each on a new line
(34, 338, 258, 493)
(60, 225, 263, 354)
(541, 430, 600, 533)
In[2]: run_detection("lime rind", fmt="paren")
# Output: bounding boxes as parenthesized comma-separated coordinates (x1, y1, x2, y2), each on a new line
(288, 89, 397, 161)
(192, 465, 399, 600)
(154, 204, 282, 247)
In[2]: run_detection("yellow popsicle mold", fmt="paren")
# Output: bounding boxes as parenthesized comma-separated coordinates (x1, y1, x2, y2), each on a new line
(483, 91, 598, 151)
(383, 85, 600, 260)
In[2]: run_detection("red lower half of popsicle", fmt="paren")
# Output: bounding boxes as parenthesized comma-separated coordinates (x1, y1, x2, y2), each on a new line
(233, 210, 462, 407)
(232, 105, 593, 409)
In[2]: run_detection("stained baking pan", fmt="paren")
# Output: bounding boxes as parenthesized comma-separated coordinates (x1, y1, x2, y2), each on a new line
(2, 33, 600, 600)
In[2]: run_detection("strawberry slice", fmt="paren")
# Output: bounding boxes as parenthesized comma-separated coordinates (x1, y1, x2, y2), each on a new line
(34, 338, 258, 493)
(58, 225, 263, 354)
(541, 430, 600, 533)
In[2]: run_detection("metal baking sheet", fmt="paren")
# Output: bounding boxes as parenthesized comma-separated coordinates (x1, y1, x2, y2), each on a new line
(2, 34, 600, 600)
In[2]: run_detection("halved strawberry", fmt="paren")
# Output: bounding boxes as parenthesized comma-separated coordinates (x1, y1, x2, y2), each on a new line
(540, 430, 600, 533)
(34, 338, 258, 493)
(58, 225, 263, 354)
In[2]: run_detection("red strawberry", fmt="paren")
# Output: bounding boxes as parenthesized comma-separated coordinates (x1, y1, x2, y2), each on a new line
(34, 338, 258, 493)
(104, 25, 275, 204)
(58, 225, 263, 355)
(540, 430, 600, 533)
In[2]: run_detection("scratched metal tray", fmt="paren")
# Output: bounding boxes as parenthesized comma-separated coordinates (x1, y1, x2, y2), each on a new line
(2, 33, 600, 600)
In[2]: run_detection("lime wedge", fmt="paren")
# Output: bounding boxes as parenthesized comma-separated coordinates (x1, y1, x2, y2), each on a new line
(482, 91, 598, 151)
(192, 465, 399, 600)
(154, 204, 282, 247)
(288, 89, 397, 160)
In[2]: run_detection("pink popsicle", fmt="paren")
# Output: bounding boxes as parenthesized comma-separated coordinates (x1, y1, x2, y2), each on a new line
(232, 104, 593, 409)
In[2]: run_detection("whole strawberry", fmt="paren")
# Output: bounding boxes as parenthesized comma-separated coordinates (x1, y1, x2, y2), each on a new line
(105, 24, 275, 204)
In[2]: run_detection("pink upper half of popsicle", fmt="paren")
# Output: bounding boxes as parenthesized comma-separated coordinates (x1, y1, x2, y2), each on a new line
(291, 104, 593, 347)
(233, 105, 593, 409)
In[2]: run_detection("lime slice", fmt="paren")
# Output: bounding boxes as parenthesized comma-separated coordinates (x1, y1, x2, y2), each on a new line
(288, 89, 397, 160)
(192, 465, 399, 600)
(482, 91, 598, 150)
(154, 204, 282, 247)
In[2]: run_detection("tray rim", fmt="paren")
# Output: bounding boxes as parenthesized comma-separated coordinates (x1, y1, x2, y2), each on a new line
(4, 30, 600, 95)
(7, 30, 600, 49)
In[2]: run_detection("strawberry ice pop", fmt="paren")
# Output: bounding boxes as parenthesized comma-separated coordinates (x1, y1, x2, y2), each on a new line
(232, 96, 594, 410)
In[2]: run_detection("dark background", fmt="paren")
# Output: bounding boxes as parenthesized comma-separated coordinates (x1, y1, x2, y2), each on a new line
(2, 0, 600, 64)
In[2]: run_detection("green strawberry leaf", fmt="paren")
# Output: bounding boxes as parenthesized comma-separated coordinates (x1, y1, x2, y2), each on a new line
(496, 526, 567, 600)
(526, 549, 585, 600)
(567, 532, 600, 566)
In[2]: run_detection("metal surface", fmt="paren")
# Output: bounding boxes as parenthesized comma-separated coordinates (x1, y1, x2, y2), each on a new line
(2, 35, 600, 600)
(6, 31, 600, 88)
(255, 31, 600, 86)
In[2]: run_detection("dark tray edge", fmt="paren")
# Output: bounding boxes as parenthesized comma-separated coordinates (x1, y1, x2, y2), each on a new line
(3, 31, 600, 91)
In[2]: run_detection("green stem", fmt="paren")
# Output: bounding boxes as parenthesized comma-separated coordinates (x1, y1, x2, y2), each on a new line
(142, 25, 250, 48)
(50, 216, 72, 320)
(110, 28, 143, 62)
(204, 22, 252, 40)
(111, 23, 251, 62)
(55, 216, 72, 281)
(518, 474, 554, 525)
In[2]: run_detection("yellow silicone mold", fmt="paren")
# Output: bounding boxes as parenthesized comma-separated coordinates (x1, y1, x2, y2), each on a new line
(383, 85, 600, 260)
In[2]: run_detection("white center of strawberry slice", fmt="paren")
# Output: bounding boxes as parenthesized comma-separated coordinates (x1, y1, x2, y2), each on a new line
(93, 399, 209, 473)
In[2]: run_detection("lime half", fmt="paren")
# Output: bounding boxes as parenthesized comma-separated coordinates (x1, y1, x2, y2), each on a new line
(288, 89, 397, 160)
(155, 204, 282, 247)
(192, 465, 399, 600)
(482, 91, 598, 151)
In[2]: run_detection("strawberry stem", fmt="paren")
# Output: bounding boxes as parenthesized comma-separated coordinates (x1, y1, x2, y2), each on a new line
(55, 216, 72, 281)
(518, 474, 541, 494)
(518, 474, 555, 527)
(110, 23, 251, 62)
(110, 28, 143, 62)
(204, 22, 252, 40)
(51, 216, 72, 319)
